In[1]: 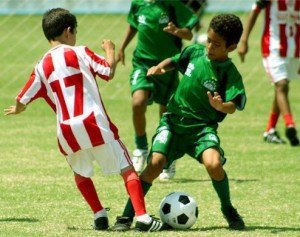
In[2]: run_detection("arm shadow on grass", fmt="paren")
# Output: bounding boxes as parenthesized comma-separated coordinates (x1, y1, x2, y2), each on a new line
(170, 178, 259, 184)
(198, 225, 300, 233)
(0, 217, 39, 222)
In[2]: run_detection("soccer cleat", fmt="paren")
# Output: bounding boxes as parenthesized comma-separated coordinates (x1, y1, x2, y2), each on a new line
(111, 216, 133, 231)
(263, 129, 286, 144)
(285, 127, 300, 146)
(132, 149, 148, 173)
(94, 216, 109, 230)
(222, 206, 245, 230)
(135, 217, 166, 232)
(159, 161, 176, 181)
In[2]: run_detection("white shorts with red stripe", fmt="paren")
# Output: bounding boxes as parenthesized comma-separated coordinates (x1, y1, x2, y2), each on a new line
(263, 57, 300, 83)
(66, 139, 133, 177)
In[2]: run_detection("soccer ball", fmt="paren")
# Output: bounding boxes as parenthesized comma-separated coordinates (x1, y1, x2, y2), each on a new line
(159, 192, 198, 229)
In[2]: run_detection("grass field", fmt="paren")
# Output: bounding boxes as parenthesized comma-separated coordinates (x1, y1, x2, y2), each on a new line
(0, 12, 300, 237)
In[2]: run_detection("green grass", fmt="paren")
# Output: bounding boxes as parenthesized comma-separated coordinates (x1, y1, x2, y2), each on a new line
(1, 13, 300, 237)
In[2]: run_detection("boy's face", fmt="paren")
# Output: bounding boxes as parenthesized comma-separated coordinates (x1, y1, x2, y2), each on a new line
(206, 28, 234, 61)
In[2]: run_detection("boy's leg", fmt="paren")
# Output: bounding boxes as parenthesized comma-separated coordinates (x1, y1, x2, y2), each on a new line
(113, 153, 167, 231)
(132, 90, 150, 172)
(74, 174, 108, 230)
(274, 80, 299, 146)
(201, 148, 245, 230)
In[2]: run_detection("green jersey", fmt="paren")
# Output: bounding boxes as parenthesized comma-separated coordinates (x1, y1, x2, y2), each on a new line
(168, 44, 246, 132)
(128, 0, 198, 61)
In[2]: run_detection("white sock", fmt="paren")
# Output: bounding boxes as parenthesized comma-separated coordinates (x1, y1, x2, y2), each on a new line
(94, 209, 107, 220)
(136, 214, 152, 224)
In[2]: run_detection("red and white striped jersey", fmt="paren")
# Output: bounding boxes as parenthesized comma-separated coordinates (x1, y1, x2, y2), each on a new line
(253, 0, 300, 58)
(17, 44, 119, 155)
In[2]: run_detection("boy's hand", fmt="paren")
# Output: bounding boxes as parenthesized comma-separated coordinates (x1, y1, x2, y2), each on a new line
(4, 103, 26, 115)
(147, 66, 166, 76)
(117, 50, 125, 66)
(101, 39, 115, 52)
(207, 91, 223, 110)
(163, 22, 178, 35)
(207, 91, 236, 114)
(238, 41, 248, 63)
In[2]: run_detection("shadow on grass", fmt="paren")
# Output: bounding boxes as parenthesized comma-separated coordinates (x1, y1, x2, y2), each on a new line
(66, 225, 300, 233)
(199, 225, 300, 233)
(0, 217, 39, 222)
(169, 178, 259, 184)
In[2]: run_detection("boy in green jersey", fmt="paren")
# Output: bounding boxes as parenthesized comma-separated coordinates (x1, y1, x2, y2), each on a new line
(117, 0, 198, 175)
(113, 14, 246, 231)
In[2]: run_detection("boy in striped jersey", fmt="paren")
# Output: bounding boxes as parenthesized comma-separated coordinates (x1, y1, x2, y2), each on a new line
(4, 8, 165, 232)
(239, 0, 300, 146)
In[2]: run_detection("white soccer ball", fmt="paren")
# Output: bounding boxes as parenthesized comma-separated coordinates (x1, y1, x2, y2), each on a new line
(159, 191, 198, 229)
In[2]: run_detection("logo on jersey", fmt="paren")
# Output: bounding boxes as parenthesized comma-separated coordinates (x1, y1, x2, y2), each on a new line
(159, 13, 169, 24)
(203, 80, 217, 91)
(138, 15, 147, 25)
(185, 63, 195, 77)
(208, 134, 218, 142)
(153, 129, 170, 145)
(131, 69, 141, 85)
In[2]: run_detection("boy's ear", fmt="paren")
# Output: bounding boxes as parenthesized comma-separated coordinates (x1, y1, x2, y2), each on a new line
(227, 44, 237, 52)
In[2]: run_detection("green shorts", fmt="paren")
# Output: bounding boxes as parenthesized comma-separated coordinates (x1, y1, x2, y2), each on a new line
(130, 57, 179, 106)
(150, 113, 226, 168)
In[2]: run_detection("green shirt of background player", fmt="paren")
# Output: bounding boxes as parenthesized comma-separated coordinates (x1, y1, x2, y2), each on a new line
(113, 14, 246, 231)
(117, 0, 198, 173)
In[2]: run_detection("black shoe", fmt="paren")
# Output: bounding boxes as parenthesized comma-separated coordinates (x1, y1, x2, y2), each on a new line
(222, 206, 245, 230)
(112, 216, 133, 231)
(94, 216, 109, 230)
(135, 217, 166, 232)
(263, 129, 286, 144)
(285, 127, 300, 146)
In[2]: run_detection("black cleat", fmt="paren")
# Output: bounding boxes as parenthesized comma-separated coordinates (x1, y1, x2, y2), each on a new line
(112, 216, 133, 231)
(94, 216, 109, 230)
(222, 206, 245, 230)
(285, 127, 300, 146)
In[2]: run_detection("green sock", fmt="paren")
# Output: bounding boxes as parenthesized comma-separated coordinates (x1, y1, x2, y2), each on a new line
(135, 134, 148, 150)
(212, 172, 232, 210)
(122, 180, 152, 218)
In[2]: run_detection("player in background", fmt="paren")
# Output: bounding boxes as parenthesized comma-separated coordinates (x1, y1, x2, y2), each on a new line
(181, 0, 208, 43)
(113, 13, 246, 231)
(238, 0, 300, 146)
(4, 8, 165, 232)
(117, 0, 198, 180)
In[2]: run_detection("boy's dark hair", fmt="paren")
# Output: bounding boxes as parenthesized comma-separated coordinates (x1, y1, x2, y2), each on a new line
(42, 8, 77, 41)
(209, 14, 243, 47)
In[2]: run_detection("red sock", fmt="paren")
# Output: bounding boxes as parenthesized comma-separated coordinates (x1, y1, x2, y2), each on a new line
(74, 175, 103, 213)
(122, 169, 146, 216)
(283, 113, 295, 127)
(266, 113, 279, 131)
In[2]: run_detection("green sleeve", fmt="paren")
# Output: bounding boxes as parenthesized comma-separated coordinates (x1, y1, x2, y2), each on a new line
(172, 44, 205, 74)
(225, 69, 246, 111)
(255, 0, 269, 9)
(168, 1, 199, 29)
(127, 1, 138, 29)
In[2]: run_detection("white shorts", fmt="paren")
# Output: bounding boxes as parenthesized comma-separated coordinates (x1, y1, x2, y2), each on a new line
(66, 140, 132, 177)
(263, 57, 300, 83)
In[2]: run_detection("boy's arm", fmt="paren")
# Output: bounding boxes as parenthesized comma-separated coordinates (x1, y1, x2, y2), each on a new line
(207, 92, 236, 114)
(163, 22, 193, 40)
(147, 58, 175, 76)
(238, 9, 260, 62)
(101, 39, 116, 79)
(117, 25, 137, 65)
(4, 101, 27, 115)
